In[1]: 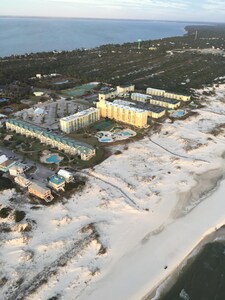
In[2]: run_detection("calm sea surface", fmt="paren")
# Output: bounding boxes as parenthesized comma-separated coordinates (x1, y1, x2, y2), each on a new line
(0, 17, 197, 57)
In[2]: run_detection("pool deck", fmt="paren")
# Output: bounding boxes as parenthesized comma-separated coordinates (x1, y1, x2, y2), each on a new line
(96, 128, 136, 143)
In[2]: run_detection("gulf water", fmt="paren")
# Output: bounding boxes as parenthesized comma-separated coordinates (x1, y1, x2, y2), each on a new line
(0, 17, 196, 57)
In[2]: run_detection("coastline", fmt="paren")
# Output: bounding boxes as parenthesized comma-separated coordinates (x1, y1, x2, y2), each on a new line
(144, 175, 225, 300)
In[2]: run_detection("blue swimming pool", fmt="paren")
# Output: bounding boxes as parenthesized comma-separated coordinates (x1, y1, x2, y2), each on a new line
(100, 138, 113, 143)
(46, 155, 60, 163)
(121, 131, 132, 136)
(171, 110, 186, 118)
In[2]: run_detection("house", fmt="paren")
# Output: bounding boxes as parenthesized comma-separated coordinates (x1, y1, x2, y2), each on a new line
(28, 182, 54, 202)
(58, 169, 74, 183)
(14, 175, 31, 188)
(9, 164, 25, 177)
(48, 175, 65, 191)
(0, 155, 16, 173)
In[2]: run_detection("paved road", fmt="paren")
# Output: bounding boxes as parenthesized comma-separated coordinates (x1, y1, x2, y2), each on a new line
(0, 145, 54, 181)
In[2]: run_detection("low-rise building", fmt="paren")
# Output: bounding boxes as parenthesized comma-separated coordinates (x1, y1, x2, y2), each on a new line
(60, 108, 100, 133)
(146, 87, 191, 102)
(164, 92, 191, 102)
(9, 164, 25, 177)
(48, 175, 65, 191)
(146, 87, 166, 97)
(98, 88, 117, 101)
(0, 155, 16, 173)
(58, 169, 74, 183)
(131, 93, 180, 109)
(148, 96, 180, 109)
(131, 93, 151, 103)
(28, 182, 54, 202)
(116, 84, 135, 94)
(15, 175, 31, 188)
(98, 84, 135, 101)
(6, 119, 95, 161)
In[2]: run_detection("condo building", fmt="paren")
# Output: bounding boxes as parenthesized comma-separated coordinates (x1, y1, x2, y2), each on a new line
(131, 93, 180, 109)
(97, 99, 148, 128)
(113, 100, 166, 119)
(6, 119, 95, 161)
(146, 87, 191, 102)
(99, 84, 135, 101)
(60, 108, 100, 133)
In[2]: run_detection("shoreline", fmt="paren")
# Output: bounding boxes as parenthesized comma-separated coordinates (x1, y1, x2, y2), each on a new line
(147, 224, 225, 300)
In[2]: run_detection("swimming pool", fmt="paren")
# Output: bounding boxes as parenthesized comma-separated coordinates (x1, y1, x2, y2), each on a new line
(46, 155, 61, 163)
(121, 131, 133, 136)
(99, 137, 113, 143)
(170, 110, 186, 118)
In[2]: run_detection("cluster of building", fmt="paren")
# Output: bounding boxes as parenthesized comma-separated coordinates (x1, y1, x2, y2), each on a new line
(6, 119, 95, 161)
(58, 84, 191, 132)
(0, 153, 74, 202)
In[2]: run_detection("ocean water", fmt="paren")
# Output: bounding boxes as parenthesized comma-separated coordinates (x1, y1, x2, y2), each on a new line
(0, 17, 194, 57)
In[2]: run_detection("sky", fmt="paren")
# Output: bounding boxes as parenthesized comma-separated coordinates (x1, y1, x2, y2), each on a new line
(0, 0, 225, 22)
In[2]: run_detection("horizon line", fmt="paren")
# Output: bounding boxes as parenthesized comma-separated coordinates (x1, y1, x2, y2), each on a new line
(0, 15, 224, 25)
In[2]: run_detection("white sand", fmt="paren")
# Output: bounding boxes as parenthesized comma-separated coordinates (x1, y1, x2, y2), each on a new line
(0, 84, 225, 300)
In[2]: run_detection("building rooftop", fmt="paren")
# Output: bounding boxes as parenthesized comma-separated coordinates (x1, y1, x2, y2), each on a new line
(29, 182, 50, 194)
(60, 108, 99, 122)
(149, 95, 180, 104)
(7, 119, 94, 155)
(131, 93, 151, 99)
(113, 99, 165, 113)
(117, 83, 134, 88)
(58, 169, 73, 179)
(99, 88, 117, 95)
(49, 175, 65, 185)
(110, 100, 147, 113)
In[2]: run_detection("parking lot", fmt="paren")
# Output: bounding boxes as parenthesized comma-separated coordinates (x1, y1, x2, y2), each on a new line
(14, 97, 89, 130)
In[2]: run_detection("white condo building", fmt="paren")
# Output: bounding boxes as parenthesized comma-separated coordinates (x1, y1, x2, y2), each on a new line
(60, 108, 100, 133)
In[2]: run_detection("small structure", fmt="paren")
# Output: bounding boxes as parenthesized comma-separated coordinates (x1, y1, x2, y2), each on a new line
(34, 108, 46, 116)
(28, 182, 54, 202)
(33, 91, 44, 97)
(36, 74, 42, 79)
(15, 175, 31, 188)
(58, 169, 74, 183)
(9, 164, 25, 177)
(0, 155, 16, 173)
(48, 175, 65, 191)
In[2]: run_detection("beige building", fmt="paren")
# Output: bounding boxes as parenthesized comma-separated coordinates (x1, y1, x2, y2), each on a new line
(97, 99, 148, 128)
(131, 93, 151, 103)
(98, 88, 118, 101)
(99, 84, 135, 101)
(116, 84, 135, 94)
(60, 108, 100, 133)
(146, 87, 166, 97)
(131, 93, 180, 109)
(113, 99, 166, 119)
(15, 175, 31, 188)
(164, 92, 190, 102)
(28, 182, 54, 202)
(6, 119, 95, 161)
(146, 87, 191, 102)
